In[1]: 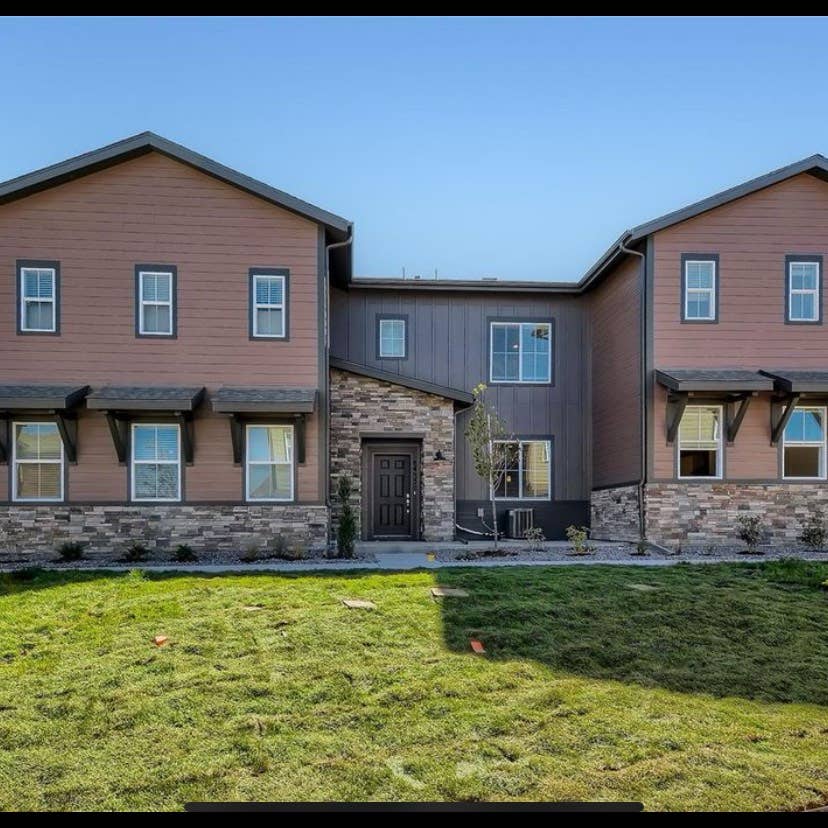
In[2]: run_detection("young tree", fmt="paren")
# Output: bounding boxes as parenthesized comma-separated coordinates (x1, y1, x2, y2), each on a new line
(464, 383, 512, 550)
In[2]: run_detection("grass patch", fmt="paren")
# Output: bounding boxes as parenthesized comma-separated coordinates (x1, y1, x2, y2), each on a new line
(0, 562, 827, 811)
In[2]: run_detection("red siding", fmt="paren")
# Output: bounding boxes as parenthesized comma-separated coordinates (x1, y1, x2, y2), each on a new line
(652, 172, 828, 478)
(0, 152, 322, 502)
(590, 256, 642, 487)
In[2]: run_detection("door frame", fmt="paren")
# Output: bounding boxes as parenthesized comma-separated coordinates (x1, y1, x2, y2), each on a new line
(361, 440, 421, 540)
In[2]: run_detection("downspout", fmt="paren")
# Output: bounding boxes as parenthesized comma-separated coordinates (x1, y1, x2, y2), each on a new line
(619, 238, 647, 543)
(324, 229, 354, 515)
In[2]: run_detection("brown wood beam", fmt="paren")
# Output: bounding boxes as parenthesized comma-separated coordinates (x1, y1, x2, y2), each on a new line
(666, 392, 689, 444)
(771, 393, 801, 446)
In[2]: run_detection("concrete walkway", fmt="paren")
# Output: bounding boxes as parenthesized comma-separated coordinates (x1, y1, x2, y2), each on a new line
(3, 553, 779, 574)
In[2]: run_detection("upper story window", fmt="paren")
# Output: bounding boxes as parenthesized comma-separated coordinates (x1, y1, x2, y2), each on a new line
(245, 424, 294, 501)
(131, 423, 181, 501)
(250, 269, 289, 339)
(18, 261, 59, 333)
(678, 405, 722, 479)
(377, 316, 407, 358)
(681, 255, 718, 322)
(136, 266, 176, 337)
(786, 256, 822, 324)
(782, 406, 826, 479)
(490, 321, 552, 384)
(12, 422, 64, 502)
(493, 439, 551, 500)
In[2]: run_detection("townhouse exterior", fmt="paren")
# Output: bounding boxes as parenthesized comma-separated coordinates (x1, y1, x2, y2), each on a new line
(2, 133, 828, 556)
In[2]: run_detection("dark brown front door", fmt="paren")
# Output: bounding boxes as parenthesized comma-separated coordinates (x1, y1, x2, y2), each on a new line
(372, 453, 412, 538)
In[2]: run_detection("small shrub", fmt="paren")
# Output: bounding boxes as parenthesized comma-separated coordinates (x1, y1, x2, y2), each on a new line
(267, 536, 305, 561)
(173, 544, 197, 563)
(736, 514, 763, 555)
(631, 538, 649, 557)
(122, 542, 150, 563)
(240, 542, 260, 563)
(523, 526, 545, 552)
(336, 475, 357, 559)
(799, 510, 827, 551)
(56, 540, 85, 562)
(565, 524, 593, 556)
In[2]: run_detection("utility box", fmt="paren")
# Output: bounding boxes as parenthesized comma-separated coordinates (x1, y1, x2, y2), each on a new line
(507, 508, 534, 539)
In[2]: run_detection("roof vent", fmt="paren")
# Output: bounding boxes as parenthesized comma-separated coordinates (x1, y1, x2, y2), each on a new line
(481, 276, 499, 281)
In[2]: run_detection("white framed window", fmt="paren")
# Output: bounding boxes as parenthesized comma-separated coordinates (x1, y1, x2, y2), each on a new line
(787, 259, 821, 323)
(131, 424, 181, 502)
(677, 405, 722, 479)
(12, 422, 64, 502)
(783, 406, 826, 479)
(245, 424, 294, 501)
(251, 273, 286, 338)
(19, 266, 57, 332)
(490, 322, 552, 383)
(683, 259, 717, 321)
(378, 318, 406, 358)
(493, 439, 551, 500)
(137, 270, 174, 336)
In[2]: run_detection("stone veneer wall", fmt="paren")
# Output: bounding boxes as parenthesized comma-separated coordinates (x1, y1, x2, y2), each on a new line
(0, 504, 329, 562)
(644, 482, 828, 549)
(329, 368, 456, 542)
(590, 484, 640, 541)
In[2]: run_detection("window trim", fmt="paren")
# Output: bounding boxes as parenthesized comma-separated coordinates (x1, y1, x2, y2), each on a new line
(376, 314, 408, 359)
(135, 265, 177, 338)
(11, 420, 65, 502)
(782, 405, 827, 480)
(488, 319, 554, 385)
(676, 404, 723, 480)
(492, 438, 552, 501)
(244, 423, 295, 502)
(680, 253, 719, 323)
(785, 254, 823, 325)
(130, 422, 182, 503)
(17, 260, 60, 335)
(249, 268, 290, 340)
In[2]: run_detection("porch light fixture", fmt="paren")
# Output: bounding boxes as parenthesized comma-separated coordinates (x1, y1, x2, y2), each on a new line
(434, 450, 445, 461)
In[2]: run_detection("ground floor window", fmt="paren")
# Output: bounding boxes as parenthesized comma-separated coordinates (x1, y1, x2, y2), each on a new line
(783, 406, 826, 479)
(12, 422, 63, 501)
(678, 405, 722, 478)
(131, 424, 181, 501)
(246, 424, 294, 501)
(493, 439, 551, 499)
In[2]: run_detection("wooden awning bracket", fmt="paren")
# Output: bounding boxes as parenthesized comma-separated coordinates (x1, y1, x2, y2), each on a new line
(726, 393, 755, 443)
(666, 392, 689, 444)
(771, 393, 801, 446)
(54, 411, 79, 464)
(175, 413, 195, 465)
(105, 412, 129, 464)
(0, 415, 8, 464)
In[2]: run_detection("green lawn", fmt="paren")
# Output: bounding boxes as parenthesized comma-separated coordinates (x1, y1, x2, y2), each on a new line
(1, 561, 828, 811)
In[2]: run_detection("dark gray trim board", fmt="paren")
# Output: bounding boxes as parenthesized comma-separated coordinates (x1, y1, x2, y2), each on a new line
(16, 259, 61, 336)
(317, 226, 329, 509)
(0, 131, 351, 236)
(784, 254, 823, 325)
(330, 357, 474, 404)
(350, 277, 580, 294)
(249, 268, 290, 340)
(680, 253, 719, 323)
(134, 265, 178, 339)
(375, 313, 409, 360)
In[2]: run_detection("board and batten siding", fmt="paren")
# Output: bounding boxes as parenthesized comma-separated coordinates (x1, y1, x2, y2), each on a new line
(330, 286, 591, 508)
(651, 172, 828, 480)
(588, 255, 642, 488)
(0, 151, 322, 503)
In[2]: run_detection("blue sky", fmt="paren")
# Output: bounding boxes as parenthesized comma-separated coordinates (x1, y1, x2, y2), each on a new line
(1, 16, 827, 282)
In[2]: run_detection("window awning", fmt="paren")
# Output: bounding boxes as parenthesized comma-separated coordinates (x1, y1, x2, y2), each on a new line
(0, 384, 90, 463)
(211, 387, 317, 464)
(211, 387, 317, 414)
(759, 370, 828, 394)
(86, 386, 206, 412)
(86, 386, 205, 465)
(655, 369, 773, 393)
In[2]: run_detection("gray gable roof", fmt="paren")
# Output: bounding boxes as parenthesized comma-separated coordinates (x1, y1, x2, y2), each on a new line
(655, 369, 774, 393)
(86, 386, 205, 412)
(0, 131, 352, 238)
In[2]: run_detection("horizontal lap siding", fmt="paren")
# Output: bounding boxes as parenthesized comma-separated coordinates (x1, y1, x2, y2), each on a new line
(589, 256, 641, 487)
(653, 172, 828, 478)
(0, 152, 321, 502)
